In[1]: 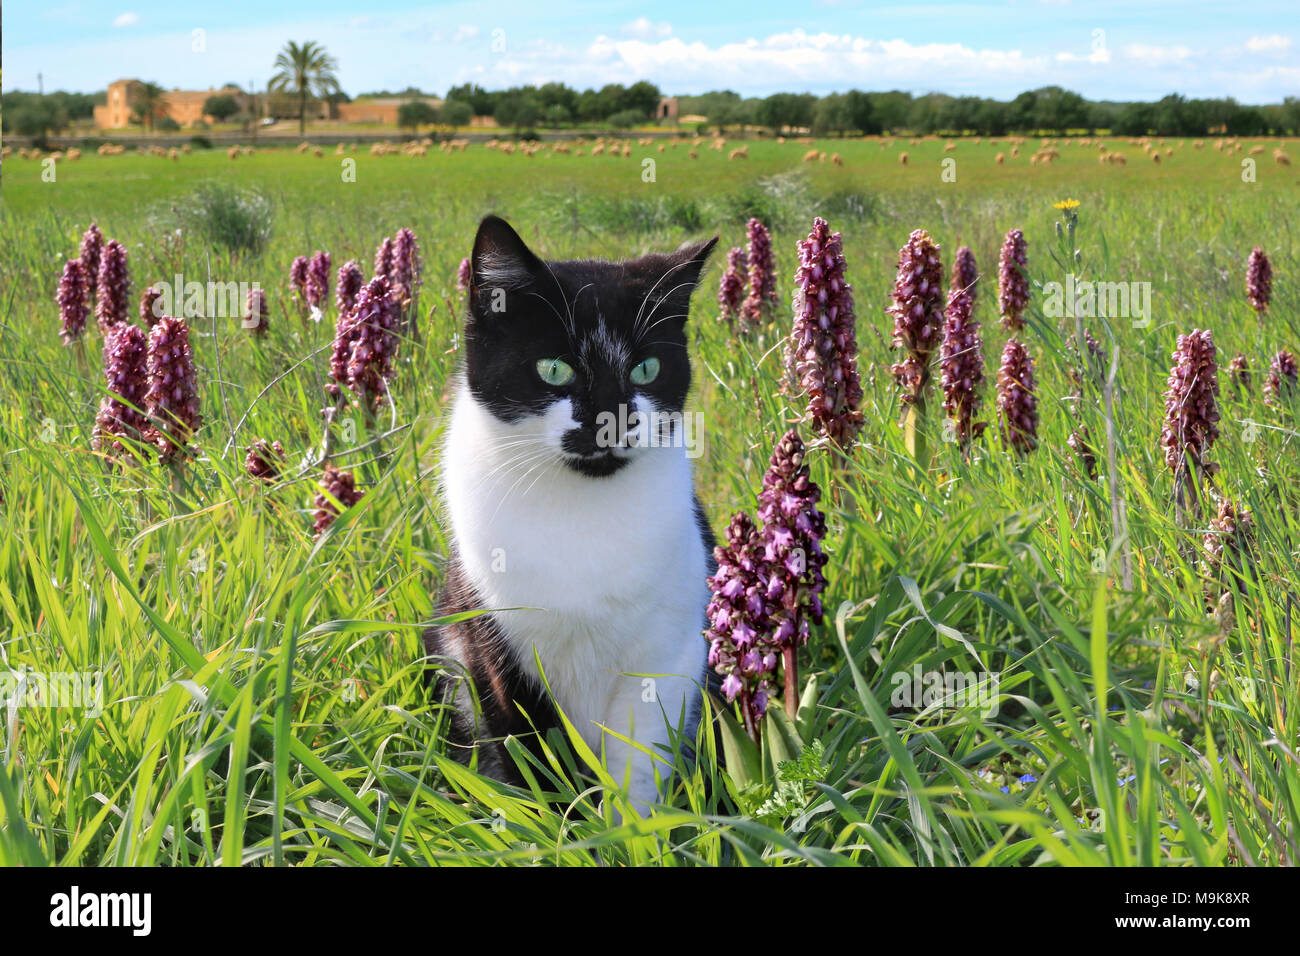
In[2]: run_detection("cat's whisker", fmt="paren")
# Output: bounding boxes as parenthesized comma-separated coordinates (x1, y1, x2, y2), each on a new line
(632, 263, 696, 342)
(637, 310, 692, 343)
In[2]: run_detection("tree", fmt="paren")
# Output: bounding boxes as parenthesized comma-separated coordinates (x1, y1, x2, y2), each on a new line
(1282, 97, 1300, 135)
(1035, 87, 1088, 133)
(541, 104, 571, 127)
(1115, 102, 1154, 136)
(439, 99, 473, 128)
(496, 92, 540, 130)
(6, 98, 67, 138)
(757, 93, 815, 135)
(620, 80, 661, 118)
(595, 84, 628, 119)
(269, 40, 341, 135)
(813, 93, 853, 136)
(445, 83, 494, 116)
(132, 82, 169, 132)
(398, 100, 438, 132)
(203, 94, 240, 123)
(870, 90, 912, 133)
(845, 90, 878, 134)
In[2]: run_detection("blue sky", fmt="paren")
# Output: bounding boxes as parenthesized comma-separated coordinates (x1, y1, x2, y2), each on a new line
(4, 1, 1297, 101)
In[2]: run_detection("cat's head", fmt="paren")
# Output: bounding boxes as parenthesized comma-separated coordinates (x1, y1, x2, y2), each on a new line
(461, 215, 716, 477)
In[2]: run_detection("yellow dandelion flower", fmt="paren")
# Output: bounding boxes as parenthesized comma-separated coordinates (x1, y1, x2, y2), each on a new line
(1053, 198, 1081, 211)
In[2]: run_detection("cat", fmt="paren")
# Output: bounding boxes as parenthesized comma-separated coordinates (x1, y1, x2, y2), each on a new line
(424, 215, 719, 810)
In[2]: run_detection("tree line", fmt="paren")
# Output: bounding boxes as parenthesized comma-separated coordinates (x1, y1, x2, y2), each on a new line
(681, 87, 1300, 137)
(5, 81, 1299, 138)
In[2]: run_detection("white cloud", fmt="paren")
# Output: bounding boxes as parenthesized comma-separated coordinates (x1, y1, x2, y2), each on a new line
(1246, 34, 1291, 54)
(621, 18, 672, 40)
(112, 12, 139, 28)
(576, 30, 1048, 93)
(1122, 43, 1192, 66)
(454, 24, 480, 43)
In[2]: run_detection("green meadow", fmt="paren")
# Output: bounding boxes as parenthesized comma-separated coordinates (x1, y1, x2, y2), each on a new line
(0, 133, 1298, 865)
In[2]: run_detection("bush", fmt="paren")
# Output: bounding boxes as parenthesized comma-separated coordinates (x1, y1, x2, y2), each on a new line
(608, 109, 644, 130)
(540, 192, 705, 236)
(154, 116, 181, 132)
(189, 135, 213, 150)
(819, 189, 881, 223)
(173, 181, 273, 257)
(706, 171, 816, 231)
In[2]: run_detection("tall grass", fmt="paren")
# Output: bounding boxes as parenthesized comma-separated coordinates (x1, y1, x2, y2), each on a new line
(0, 137, 1297, 864)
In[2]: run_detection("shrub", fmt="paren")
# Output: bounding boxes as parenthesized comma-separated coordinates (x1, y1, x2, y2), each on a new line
(189, 134, 213, 150)
(174, 181, 273, 257)
(608, 109, 644, 129)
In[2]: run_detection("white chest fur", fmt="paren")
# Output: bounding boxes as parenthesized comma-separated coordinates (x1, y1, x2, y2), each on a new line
(440, 383, 710, 782)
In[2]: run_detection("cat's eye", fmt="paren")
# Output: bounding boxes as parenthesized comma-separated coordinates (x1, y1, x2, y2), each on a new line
(536, 357, 576, 387)
(630, 357, 660, 385)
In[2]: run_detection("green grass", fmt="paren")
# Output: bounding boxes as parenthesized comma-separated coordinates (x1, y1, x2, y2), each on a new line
(1, 134, 1298, 865)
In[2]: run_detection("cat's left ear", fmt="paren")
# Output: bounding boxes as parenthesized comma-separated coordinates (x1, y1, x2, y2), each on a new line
(651, 236, 718, 321)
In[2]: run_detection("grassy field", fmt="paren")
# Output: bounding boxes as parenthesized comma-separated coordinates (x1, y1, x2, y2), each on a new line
(1, 134, 1299, 865)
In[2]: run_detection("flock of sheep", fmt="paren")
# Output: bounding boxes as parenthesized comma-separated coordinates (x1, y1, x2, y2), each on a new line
(3, 132, 1292, 169)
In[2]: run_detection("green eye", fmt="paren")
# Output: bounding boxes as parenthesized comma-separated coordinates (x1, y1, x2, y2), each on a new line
(536, 357, 576, 386)
(630, 357, 660, 385)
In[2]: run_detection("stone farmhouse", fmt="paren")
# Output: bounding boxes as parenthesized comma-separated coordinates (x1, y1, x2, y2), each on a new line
(94, 79, 252, 128)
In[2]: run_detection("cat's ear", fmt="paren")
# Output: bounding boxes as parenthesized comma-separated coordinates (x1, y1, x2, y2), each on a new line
(648, 236, 719, 322)
(670, 236, 719, 291)
(469, 215, 545, 304)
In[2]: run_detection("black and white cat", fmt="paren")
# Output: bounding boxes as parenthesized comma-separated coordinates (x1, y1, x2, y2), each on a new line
(425, 215, 718, 809)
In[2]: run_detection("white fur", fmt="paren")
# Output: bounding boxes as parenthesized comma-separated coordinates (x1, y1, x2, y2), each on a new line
(441, 380, 709, 809)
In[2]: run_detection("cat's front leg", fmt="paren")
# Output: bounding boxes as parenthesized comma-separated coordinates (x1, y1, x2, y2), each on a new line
(602, 671, 696, 814)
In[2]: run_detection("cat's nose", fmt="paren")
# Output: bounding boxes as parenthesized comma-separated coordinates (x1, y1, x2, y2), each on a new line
(561, 428, 600, 457)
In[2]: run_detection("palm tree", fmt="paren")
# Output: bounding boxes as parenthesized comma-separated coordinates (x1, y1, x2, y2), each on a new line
(133, 82, 168, 132)
(269, 41, 340, 135)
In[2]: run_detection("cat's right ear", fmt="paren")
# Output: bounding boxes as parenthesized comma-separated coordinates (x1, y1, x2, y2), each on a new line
(469, 216, 544, 314)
